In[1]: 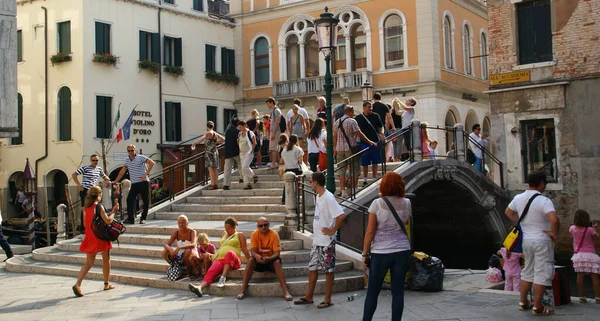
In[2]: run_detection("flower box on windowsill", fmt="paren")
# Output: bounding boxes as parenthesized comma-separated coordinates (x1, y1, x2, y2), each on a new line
(164, 65, 185, 77)
(205, 70, 239, 86)
(50, 52, 72, 66)
(138, 60, 161, 74)
(92, 53, 120, 67)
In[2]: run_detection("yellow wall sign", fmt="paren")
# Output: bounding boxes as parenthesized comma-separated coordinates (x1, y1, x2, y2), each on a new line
(489, 71, 531, 86)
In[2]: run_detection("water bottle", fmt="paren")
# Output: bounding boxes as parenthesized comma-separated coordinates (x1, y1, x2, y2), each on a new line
(347, 293, 358, 301)
(191, 144, 196, 151)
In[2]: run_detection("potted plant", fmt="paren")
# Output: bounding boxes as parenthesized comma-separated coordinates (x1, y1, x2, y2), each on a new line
(164, 65, 185, 77)
(205, 70, 239, 86)
(50, 52, 72, 66)
(138, 60, 161, 74)
(92, 53, 120, 67)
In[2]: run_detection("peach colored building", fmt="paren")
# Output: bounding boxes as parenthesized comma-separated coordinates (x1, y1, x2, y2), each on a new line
(231, 0, 490, 150)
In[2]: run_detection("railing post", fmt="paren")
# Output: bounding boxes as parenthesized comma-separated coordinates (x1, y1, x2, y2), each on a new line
(411, 119, 422, 162)
(281, 172, 298, 239)
(454, 123, 465, 162)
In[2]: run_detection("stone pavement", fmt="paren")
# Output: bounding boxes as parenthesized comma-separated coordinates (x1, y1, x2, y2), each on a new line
(1, 254, 599, 321)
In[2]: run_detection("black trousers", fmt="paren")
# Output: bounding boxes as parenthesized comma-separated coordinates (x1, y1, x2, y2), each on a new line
(127, 181, 149, 222)
(0, 229, 13, 258)
(79, 189, 88, 230)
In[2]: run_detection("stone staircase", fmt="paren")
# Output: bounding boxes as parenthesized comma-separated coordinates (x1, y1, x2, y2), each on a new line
(5, 170, 365, 297)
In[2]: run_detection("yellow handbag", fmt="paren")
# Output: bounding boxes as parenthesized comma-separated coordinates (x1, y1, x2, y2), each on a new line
(502, 193, 540, 253)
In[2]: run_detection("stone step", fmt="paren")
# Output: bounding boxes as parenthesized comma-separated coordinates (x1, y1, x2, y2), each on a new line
(30, 247, 353, 278)
(229, 181, 283, 189)
(153, 212, 287, 223)
(0, 244, 31, 255)
(200, 188, 283, 197)
(230, 174, 282, 181)
(5, 255, 365, 296)
(171, 203, 286, 213)
(124, 219, 283, 237)
(57, 238, 304, 257)
(186, 196, 283, 204)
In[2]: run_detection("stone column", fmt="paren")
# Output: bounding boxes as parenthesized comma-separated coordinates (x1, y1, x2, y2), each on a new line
(411, 119, 422, 161)
(56, 204, 67, 241)
(454, 123, 465, 162)
(345, 36, 352, 73)
(281, 172, 297, 239)
(299, 42, 306, 78)
(0, 0, 19, 138)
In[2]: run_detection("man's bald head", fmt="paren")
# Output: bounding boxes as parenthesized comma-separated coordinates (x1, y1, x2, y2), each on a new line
(257, 217, 270, 233)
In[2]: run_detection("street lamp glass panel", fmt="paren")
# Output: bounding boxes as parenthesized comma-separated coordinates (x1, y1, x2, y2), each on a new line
(316, 23, 338, 56)
(361, 82, 373, 101)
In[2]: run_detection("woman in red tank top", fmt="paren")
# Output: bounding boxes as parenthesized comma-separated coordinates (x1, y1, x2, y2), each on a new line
(72, 186, 118, 297)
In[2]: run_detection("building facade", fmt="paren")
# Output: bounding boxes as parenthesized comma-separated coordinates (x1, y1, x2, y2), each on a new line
(231, 0, 490, 151)
(0, 0, 19, 138)
(487, 0, 600, 252)
(0, 0, 237, 219)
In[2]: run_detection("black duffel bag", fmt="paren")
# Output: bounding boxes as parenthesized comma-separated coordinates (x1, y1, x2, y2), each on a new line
(409, 256, 445, 292)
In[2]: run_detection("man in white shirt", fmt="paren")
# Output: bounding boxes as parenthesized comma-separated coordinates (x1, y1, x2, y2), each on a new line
(0, 209, 14, 261)
(468, 124, 488, 173)
(394, 97, 416, 161)
(505, 170, 559, 315)
(294, 172, 344, 309)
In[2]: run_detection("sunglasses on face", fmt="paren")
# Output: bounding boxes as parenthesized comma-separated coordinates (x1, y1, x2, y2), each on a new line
(127, 150, 135, 152)
(91, 160, 99, 162)
(257, 223, 269, 228)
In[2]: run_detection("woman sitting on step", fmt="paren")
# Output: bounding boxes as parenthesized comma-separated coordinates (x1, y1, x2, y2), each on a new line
(189, 217, 251, 297)
(162, 215, 199, 276)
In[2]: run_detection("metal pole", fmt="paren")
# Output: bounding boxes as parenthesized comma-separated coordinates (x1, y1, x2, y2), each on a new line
(324, 54, 335, 193)
(43, 175, 51, 246)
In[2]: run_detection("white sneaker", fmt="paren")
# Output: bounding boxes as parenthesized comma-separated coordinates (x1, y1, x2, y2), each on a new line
(341, 191, 348, 198)
(216, 276, 226, 288)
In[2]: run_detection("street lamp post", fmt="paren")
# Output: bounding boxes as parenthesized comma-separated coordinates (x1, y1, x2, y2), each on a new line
(315, 7, 339, 193)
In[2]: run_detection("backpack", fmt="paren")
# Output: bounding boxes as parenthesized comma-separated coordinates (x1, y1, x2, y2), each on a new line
(272, 108, 287, 133)
(466, 148, 476, 164)
(333, 103, 346, 121)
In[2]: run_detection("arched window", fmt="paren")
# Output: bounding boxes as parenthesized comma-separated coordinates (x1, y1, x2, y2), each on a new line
(254, 37, 270, 86)
(286, 35, 300, 80)
(350, 24, 367, 71)
(463, 23, 473, 75)
(304, 32, 319, 77)
(480, 32, 489, 80)
(443, 14, 454, 69)
(11, 94, 23, 145)
(58, 86, 71, 141)
(384, 14, 404, 68)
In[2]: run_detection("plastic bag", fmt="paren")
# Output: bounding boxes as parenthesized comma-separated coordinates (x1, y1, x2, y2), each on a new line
(485, 267, 503, 283)
(409, 256, 444, 292)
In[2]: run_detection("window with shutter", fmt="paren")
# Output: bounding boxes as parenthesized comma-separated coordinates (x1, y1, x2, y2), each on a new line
(58, 87, 72, 141)
(95, 22, 111, 54)
(221, 47, 227, 74)
(140, 31, 160, 62)
(165, 102, 182, 142)
(517, 0, 552, 65)
(96, 96, 112, 139)
(11, 94, 23, 145)
(207, 105, 218, 130)
(17, 30, 23, 62)
(174, 38, 182, 67)
(205, 44, 216, 72)
(163, 36, 182, 66)
(58, 21, 71, 54)
(193, 0, 203, 11)
(151, 33, 161, 63)
(139, 31, 148, 61)
(223, 109, 237, 132)
(254, 37, 269, 85)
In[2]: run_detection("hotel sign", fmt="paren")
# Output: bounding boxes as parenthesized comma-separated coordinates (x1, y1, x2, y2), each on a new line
(489, 71, 530, 86)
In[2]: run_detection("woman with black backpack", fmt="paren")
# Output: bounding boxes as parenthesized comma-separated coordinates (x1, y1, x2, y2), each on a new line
(72, 186, 118, 297)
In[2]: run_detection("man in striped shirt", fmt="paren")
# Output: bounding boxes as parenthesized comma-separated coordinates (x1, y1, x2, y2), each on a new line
(114, 144, 155, 224)
(72, 154, 110, 231)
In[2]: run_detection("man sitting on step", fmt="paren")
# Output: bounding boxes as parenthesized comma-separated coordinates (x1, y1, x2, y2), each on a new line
(236, 217, 293, 301)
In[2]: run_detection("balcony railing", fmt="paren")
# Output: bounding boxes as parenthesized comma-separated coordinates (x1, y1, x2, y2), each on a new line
(273, 71, 372, 97)
(208, 0, 229, 17)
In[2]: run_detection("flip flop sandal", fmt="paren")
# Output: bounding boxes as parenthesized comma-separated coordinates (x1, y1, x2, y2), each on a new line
(293, 297, 314, 305)
(236, 293, 246, 300)
(104, 282, 115, 291)
(72, 285, 84, 297)
(284, 294, 293, 301)
(579, 297, 587, 303)
(519, 301, 533, 311)
(317, 301, 334, 309)
(532, 306, 554, 316)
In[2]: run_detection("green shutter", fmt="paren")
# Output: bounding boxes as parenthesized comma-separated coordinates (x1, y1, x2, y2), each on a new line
(228, 49, 235, 75)
(58, 21, 71, 54)
(164, 36, 170, 65)
(175, 103, 182, 141)
(139, 31, 148, 60)
(95, 22, 103, 53)
(58, 87, 71, 141)
(17, 30, 23, 62)
(96, 96, 111, 138)
(151, 33, 161, 63)
(207, 105, 217, 130)
(104, 24, 111, 54)
(206, 44, 216, 72)
(535, 0, 553, 62)
(174, 38, 182, 67)
(12, 94, 23, 145)
(221, 47, 227, 74)
(165, 102, 173, 141)
(193, 0, 203, 11)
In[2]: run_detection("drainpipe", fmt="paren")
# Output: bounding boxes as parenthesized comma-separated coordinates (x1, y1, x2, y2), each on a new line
(158, 3, 163, 164)
(35, 7, 49, 199)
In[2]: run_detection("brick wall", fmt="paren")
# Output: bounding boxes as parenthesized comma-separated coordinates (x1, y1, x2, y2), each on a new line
(488, 0, 600, 79)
